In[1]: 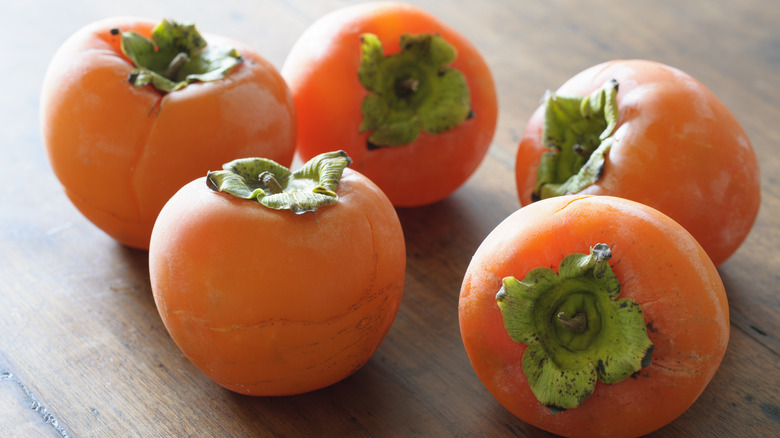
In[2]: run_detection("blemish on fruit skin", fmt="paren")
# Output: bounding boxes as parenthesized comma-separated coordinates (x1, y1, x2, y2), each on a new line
(551, 195, 592, 216)
(646, 321, 659, 333)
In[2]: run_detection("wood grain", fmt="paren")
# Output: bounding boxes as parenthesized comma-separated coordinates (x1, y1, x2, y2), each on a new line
(1, 0, 779, 436)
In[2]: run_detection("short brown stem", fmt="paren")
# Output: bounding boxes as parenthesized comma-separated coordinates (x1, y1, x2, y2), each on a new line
(557, 312, 587, 333)
(395, 77, 420, 97)
(259, 171, 283, 195)
(165, 52, 190, 79)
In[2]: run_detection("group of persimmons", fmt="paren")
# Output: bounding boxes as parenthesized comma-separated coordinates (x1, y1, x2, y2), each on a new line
(40, 2, 760, 437)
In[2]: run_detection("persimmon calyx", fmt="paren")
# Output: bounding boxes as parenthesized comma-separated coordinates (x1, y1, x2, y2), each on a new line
(533, 79, 620, 201)
(357, 33, 472, 149)
(496, 243, 653, 413)
(206, 151, 353, 214)
(113, 19, 242, 93)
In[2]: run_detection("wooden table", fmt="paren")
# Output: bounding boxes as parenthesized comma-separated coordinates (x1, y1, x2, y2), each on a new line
(2, 0, 779, 436)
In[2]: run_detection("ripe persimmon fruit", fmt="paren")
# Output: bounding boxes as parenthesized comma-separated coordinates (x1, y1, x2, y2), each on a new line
(514, 59, 760, 266)
(459, 195, 729, 437)
(149, 151, 406, 396)
(41, 18, 296, 249)
(281, 1, 498, 207)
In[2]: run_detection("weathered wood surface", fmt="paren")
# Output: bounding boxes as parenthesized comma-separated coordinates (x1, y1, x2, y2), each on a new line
(1, 0, 778, 436)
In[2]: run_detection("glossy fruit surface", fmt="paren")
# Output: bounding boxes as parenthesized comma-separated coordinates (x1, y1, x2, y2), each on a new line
(41, 17, 296, 249)
(515, 59, 760, 266)
(282, 1, 498, 207)
(459, 195, 729, 437)
(149, 153, 405, 395)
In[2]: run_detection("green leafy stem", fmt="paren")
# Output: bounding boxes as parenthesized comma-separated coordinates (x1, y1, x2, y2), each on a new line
(496, 243, 654, 412)
(113, 19, 242, 93)
(357, 33, 472, 148)
(533, 79, 620, 200)
(206, 151, 353, 214)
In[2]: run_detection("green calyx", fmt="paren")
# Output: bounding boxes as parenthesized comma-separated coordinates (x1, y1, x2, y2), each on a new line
(533, 79, 620, 201)
(496, 243, 653, 412)
(206, 151, 353, 214)
(358, 33, 472, 148)
(113, 19, 242, 93)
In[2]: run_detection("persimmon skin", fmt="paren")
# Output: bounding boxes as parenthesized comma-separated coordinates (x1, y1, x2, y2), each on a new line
(281, 1, 498, 207)
(458, 195, 729, 438)
(515, 59, 760, 267)
(148, 168, 405, 396)
(40, 17, 296, 250)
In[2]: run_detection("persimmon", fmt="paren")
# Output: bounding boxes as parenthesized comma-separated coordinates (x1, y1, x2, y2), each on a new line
(40, 17, 296, 250)
(281, 1, 498, 207)
(514, 59, 760, 266)
(458, 195, 729, 438)
(148, 151, 406, 396)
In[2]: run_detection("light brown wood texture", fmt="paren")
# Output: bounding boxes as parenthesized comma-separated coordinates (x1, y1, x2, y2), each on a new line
(2, 0, 779, 436)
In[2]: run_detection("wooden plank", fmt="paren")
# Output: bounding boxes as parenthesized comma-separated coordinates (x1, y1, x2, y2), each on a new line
(0, 368, 68, 437)
(1, 0, 779, 436)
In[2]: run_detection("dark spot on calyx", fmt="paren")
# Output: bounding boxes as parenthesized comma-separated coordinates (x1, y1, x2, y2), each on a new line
(546, 404, 567, 414)
(640, 344, 654, 368)
(596, 359, 606, 375)
(206, 174, 218, 191)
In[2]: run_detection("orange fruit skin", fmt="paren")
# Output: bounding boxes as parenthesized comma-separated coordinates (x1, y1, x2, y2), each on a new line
(281, 2, 498, 207)
(149, 168, 406, 396)
(515, 59, 760, 267)
(459, 195, 729, 438)
(41, 17, 296, 250)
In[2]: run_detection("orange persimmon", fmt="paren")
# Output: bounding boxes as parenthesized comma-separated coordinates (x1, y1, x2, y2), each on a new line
(149, 151, 405, 396)
(514, 59, 760, 266)
(281, 1, 498, 207)
(40, 17, 296, 250)
(458, 195, 729, 437)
